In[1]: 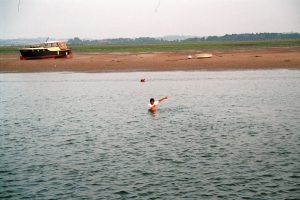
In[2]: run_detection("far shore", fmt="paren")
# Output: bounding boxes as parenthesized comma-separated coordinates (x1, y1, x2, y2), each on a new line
(0, 47, 300, 73)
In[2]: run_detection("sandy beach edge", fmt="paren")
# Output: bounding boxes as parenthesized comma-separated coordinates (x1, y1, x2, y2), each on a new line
(1, 47, 300, 73)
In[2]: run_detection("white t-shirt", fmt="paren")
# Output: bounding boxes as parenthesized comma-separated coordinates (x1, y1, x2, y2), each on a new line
(148, 101, 159, 108)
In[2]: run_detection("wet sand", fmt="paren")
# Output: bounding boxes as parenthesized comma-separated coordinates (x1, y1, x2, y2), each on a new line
(0, 47, 300, 73)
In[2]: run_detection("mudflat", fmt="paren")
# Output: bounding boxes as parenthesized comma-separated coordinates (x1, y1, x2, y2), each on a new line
(1, 47, 300, 73)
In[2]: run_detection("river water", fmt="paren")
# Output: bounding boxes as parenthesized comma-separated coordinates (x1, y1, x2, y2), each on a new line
(0, 70, 299, 199)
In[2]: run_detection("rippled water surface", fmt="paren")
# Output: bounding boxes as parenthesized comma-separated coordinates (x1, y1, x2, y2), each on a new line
(1, 70, 300, 199)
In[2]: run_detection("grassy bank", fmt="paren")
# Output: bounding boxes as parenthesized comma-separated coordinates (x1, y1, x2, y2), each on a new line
(0, 46, 20, 54)
(71, 39, 300, 53)
(1, 39, 300, 54)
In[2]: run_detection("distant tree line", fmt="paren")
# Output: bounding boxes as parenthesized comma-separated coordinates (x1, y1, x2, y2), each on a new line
(67, 37, 163, 45)
(67, 33, 300, 45)
(187, 33, 300, 42)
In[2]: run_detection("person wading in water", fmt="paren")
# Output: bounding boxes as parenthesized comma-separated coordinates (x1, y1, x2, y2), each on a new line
(148, 96, 169, 112)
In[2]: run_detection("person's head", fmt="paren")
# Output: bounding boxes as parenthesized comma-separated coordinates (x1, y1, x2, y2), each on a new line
(150, 98, 155, 105)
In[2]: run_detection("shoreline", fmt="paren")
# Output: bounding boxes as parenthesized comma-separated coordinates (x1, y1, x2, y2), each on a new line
(1, 47, 300, 73)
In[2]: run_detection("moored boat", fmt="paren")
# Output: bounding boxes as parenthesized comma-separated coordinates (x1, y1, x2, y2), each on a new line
(20, 41, 72, 60)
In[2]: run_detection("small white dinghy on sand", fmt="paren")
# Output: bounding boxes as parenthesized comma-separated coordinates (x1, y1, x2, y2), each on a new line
(196, 53, 213, 59)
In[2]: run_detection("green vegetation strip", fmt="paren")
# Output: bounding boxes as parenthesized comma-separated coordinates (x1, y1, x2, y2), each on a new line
(0, 46, 20, 54)
(66, 40, 300, 52)
(1, 40, 300, 54)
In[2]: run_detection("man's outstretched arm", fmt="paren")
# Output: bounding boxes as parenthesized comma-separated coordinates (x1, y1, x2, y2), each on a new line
(158, 96, 169, 103)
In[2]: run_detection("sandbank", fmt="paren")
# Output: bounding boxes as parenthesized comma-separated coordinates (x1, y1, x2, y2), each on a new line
(0, 47, 300, 73)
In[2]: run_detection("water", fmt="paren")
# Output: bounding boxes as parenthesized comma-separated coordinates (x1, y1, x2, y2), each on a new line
(0, 70, 299, 199)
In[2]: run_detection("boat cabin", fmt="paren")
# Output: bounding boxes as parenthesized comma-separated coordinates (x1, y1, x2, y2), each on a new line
(44, 41, 67, 50)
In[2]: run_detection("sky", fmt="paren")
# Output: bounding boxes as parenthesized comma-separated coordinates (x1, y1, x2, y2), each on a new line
(0, 0, 300, 39)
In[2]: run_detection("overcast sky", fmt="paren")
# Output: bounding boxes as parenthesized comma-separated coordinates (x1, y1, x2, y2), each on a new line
(1, 0, 299, 39)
